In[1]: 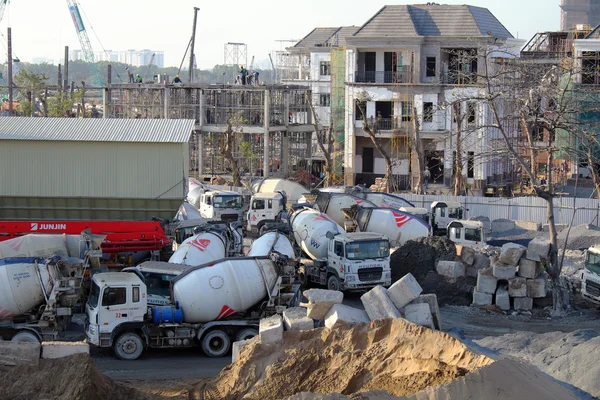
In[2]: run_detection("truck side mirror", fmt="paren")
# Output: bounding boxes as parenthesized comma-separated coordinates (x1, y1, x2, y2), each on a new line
(326, 231, 335, 240)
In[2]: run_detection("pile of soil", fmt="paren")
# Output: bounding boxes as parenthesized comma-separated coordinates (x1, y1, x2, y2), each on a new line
(419, 274, 477, 307)
(390, 237, 457, 282)
(0, 353, 151, 400)
(475, 329, 600, 398)
(191, 319, 493, 400)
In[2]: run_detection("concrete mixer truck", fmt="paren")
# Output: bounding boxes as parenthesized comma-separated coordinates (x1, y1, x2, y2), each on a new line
(86, 250, 299, 360)
(291, 208, 391, 291)
(313, 192, 376, 229)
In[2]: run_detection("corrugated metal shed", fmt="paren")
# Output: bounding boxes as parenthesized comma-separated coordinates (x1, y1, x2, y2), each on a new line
(0, 117, 195, 143)
(353, 4, 513, 38)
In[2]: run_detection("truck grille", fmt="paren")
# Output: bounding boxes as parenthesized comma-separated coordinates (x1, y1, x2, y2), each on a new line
(221, 214, 238, 222)
(586, 279, 600, 297)
(358, 267, 383, 282)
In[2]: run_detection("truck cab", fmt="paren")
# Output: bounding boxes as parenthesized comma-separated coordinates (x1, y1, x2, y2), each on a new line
(199, 191, 244, 223)
(247, 192, 286, 234)
(122, 261, 191, 306)
(430, 201, 464, 234)
(582, 246, 600, 305)
(399, 207, 430, 224)
(447, 220, 487, 249)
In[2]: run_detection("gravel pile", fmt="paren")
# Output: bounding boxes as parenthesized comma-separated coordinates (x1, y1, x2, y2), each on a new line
(557, 224, 600, 250)
(487, 228, 542, 247)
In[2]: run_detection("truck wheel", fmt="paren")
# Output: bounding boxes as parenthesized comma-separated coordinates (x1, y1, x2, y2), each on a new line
(299, 272, 310, 288)
(327, 274, 341, 291)
(201, 329, 231, 358)
(11, 331, 40, 343)
(235, 328, 258, 342)
(114, 333, 144, 360)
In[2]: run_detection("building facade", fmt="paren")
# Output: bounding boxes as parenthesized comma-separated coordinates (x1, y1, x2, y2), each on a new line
(561, 0, 600, 31)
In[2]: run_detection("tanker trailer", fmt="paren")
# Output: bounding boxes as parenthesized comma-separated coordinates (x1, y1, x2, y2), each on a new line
(86, 255, 299, 359)
(291, 208, 391, 291)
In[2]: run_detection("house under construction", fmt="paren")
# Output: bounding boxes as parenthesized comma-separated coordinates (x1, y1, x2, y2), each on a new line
(103, 80, 314, 181)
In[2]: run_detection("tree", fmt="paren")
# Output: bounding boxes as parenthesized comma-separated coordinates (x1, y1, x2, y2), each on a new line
(14, 70, 47, 117)
(220, 112, 246, 187)
(410, 105, 425, 194)
(307, 93, 334, 187)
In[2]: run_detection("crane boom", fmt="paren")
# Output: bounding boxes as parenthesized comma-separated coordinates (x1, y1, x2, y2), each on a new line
(0, 0, 8, 26)
(67, 0, 104, 86)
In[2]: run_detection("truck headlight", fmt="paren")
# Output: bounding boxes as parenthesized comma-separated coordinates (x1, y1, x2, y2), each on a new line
(383, 271, 391, 279)
(345, 275, 355, 282)
(88, 324, 97, 335)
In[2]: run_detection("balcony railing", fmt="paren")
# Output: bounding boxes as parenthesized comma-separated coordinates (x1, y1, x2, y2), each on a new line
(354, 70, 413, 84)
(363, 117, 412, 131)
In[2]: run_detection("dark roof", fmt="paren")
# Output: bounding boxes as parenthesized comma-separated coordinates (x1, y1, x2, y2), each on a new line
(294, 27, 341, 49)
(325, 26, 360, 47)
(354, 4, 513, 38)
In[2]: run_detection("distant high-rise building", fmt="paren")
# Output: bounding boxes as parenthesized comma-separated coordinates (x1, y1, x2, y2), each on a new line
(69, 48, 164, 67)
(561, 0, 600, 31)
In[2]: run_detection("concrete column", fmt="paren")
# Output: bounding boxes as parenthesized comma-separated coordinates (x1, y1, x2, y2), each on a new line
(102, 88, 107, 119)
(164, 87, 169, 119)
(282, 132, 289, 176)
(413, 46, 421, 84)
(197, 132, 203, 175)
(263, 89, 270, 177)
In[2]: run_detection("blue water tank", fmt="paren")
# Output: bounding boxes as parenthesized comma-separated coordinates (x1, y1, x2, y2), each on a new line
(152, 305, 183, 324)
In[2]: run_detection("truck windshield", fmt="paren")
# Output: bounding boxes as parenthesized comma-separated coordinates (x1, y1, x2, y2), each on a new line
(88, 281, 100, 309)
(214, 195, 243, 209)
(345, 240, 390, 260)
(585, 251, 600, 275)
(465, 228, 482, 242)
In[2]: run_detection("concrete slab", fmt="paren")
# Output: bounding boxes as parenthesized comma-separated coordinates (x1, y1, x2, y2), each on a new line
(387, 273, 423, 309)
(526, 237, 550, 262)
(499, 243, 527, 266)
(301, 289, 344, 320)
(436, 261, 466, 279)
(404, 303, 434, 329)
(514, 220, 541, 231)
(259, 314, 284, 344)
(324, 304, 369, 329)
(282, 307, 314, 331)
(518, 258, 542, 279)
(232, 336, 258, 363)
(493, 263, 517, 280)
(472, 289, 493, 306)
(527, 276, 547, 298)
(41, 341, 89, 359)
(410, 294, 442, 330)
(492, 219, 516, 233)
(508, 277, 528, 297)
(0, 341, 40, 367)
(461, 247, 476, 266)
(360, 285, 402, 321)
(476, 267, 498, 295)
(495, 285, 510, 311)
(514, 296, 533, 311)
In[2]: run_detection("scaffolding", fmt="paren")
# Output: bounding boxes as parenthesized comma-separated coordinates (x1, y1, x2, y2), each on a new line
(391, 50, 414, 192)
(224, 43, 248, 84)
(330, 47, 346, 186)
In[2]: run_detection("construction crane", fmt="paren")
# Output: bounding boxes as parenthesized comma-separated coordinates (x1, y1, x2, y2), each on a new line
(0, 0, 8, 25)
(66, 0, 104, 86)
(143, 53, 156, 82)
(249, 55, 255, 70)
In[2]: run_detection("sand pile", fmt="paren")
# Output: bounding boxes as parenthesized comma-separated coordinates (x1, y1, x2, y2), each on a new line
(191, 318, 493, 400)
(475, 329, 600, 398)
(0, 353, 151, 400)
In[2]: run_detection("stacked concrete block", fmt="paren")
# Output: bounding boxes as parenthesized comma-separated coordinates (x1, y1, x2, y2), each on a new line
(436, 261, 466, 279)
(467, 253, 491, 277)
(495, 285, 510, 311)
(232, 336, 258, 363)
(493, 262, 517, 280)
(514, 296, 533, 311)
(508, 277, 528, 298)
(41, 341, 89, 359)
(360, 285, 402, 321)
(259, 314, 284, 344)
(404, 303, 435, 330)
(302, 289, 344, 320)
(0, 342, 40, 367)
(461, 246, 476, 266)
(526, 237, 551, 262)
(324, 304, 369, 329)
(518, 258, 542, 279)
(472, 290, 493, 306)
(499, 243, 527, 266)
(282, 307, 314, 331)
(410, 294, 442, 330)
(387, 273, 423, 309)
(527, 275, 548, 298)
(476, 267, 498, 295)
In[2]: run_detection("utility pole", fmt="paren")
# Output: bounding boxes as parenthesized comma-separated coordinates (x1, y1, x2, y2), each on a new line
(64, 46, 69, 97)
(188, 7, 200, 84)
(7, 27, 13, 116)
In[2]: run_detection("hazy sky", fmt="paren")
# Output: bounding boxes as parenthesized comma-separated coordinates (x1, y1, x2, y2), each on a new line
(0, 0, 560, 69)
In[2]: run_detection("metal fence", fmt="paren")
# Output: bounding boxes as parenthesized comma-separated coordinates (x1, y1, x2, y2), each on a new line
(398, 194, 600, 227)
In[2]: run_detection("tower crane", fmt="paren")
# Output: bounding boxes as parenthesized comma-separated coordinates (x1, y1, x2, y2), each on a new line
(0, 0, 8, 25)
(66, 0, 104, 86)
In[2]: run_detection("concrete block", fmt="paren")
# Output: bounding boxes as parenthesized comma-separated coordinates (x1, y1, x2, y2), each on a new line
(499, 243, 527, 266)
(461, 247, 476, 266)
(404, 303, 435, 329)
(259, 314, 283, 344)
(514, 220, 541, 231)
(527, 276, 547, 298)
(436, 261, 466, 279)
(41, 341, 89, 359)
(476, 268, 498, 295)
(467, 253, 491, 277)
(493, 263, 517, 280)
(410, 294, 442, 330)
(232, 336, 258, 363)
(472, 289, 493, 306)
(492, 219, 516, 233)
(324, 304, 369, 329)
(0, 341, 40, 366)
(514, 296, 533, 311)
(526, 237, 550, 262)
(518, 258, 542, 279)
(301, 289, 344, 320)
(387, 273, 423, 309)
(508, 277, 528, 297)
(495, 285, 510, 311)
(282, 307, 314, 331)
(360, 285, 402, 321)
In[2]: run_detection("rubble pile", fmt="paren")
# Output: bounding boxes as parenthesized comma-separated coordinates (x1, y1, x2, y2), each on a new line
(472, 239, 551, 311)
(369, 177, 388, 192)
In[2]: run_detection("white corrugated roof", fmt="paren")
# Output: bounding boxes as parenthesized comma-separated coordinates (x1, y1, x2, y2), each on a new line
(0, 117, 195, 143)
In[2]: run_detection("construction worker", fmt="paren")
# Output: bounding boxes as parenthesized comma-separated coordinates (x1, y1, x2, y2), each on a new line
(253, 70, 259, 86)
(126, 67, 134, 83)
(135, 74, 143, 83)
(240, 65, 248, 85)
(173, 75, 182, 84)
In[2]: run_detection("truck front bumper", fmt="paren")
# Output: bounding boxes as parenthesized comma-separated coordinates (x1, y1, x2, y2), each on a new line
(85, 324, 100, 346)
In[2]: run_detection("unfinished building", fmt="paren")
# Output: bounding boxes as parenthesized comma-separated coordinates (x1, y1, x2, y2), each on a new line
(103, 82, 314, 182)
